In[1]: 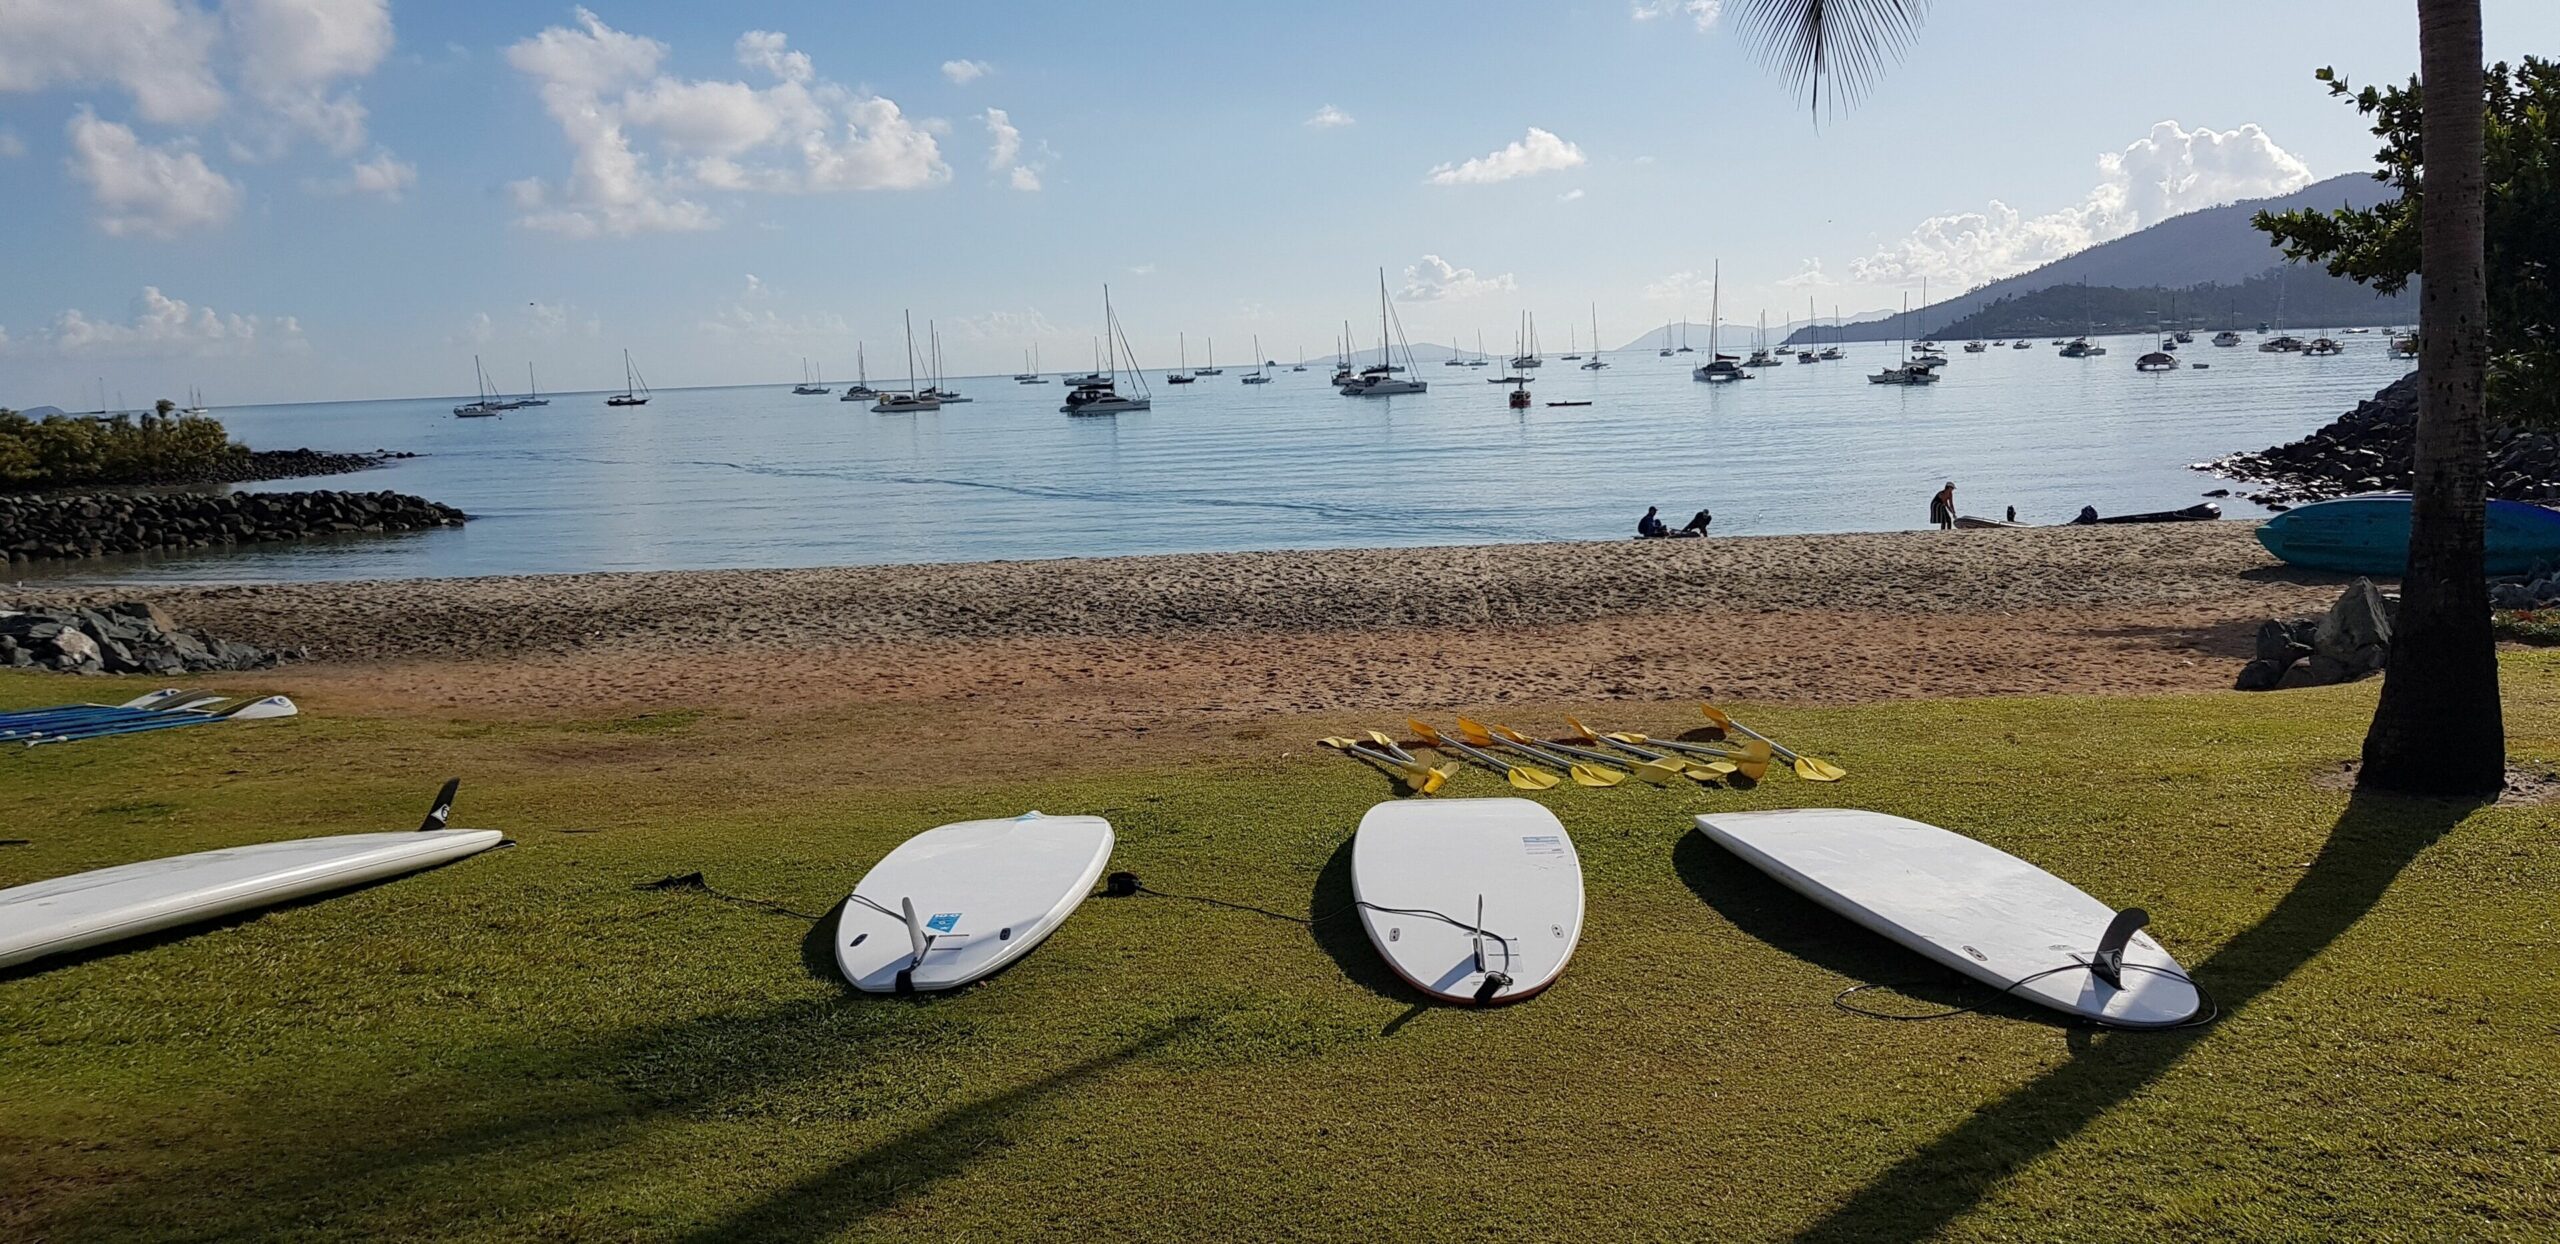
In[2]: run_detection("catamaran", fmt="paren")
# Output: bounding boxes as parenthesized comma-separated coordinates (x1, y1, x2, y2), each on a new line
(873, 312, 942, 413)
(1693, 263, 1748, 382)
(1342, 269, 1427, 396)
(1869, 294, 1940, 385)
(1063, 287, 1153, 414)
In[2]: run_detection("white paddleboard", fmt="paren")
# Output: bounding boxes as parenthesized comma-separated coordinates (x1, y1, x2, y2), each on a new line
(0, 814, 501, 970)
(1694, 809, 2200, 1027)
(1353, 798, 1584, 1005)
(835, 811, 1113, 993)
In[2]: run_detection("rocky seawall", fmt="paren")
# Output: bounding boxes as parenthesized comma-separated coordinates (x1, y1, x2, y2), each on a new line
(2, 601, 276, 673)
(1, 489, 466, 563)
(2201, 372, 2560, 507)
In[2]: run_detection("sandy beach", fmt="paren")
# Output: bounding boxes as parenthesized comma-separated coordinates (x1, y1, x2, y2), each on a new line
(19, 524, 2355, 740)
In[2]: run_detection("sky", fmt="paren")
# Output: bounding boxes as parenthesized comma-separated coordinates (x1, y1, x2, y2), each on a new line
(3, 0, 2557, 408)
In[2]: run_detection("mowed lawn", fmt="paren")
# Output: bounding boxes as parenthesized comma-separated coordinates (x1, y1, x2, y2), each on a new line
(3, 658, 2557, 1242)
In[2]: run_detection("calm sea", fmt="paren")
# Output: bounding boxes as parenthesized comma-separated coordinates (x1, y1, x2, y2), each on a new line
(35, 332, 2413, 583)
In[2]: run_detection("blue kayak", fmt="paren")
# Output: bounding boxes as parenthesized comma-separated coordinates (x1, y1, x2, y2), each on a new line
(2256, 493, 2560, 577)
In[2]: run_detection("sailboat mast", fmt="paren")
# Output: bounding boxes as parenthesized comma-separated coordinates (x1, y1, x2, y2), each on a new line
(904, 310, 918, 395)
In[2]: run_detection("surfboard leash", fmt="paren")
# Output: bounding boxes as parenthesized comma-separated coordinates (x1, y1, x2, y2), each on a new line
(634, 873, 827, 922)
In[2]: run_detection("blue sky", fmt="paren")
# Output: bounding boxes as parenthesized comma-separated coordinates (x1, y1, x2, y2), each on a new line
(4, 0, 2557, 407)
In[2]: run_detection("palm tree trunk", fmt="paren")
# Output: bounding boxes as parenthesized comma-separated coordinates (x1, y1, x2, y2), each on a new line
(2361, 0, 2502, 794)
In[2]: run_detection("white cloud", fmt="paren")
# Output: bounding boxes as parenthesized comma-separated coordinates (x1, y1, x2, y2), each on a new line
(941, 59, 990, 85)
(506, 11, 947, 236)
(309, 146, 412, 198)
(1128, 263, 1156, 276)
(735, 30, 811, 84)
(945, 308, 1061, 341)
(983, 107, 1020, 169)
(1398, 255, 1517, 302)
(65, 110, 241, 238)
(1426, 127, 1585, 186)
(0, 127, 22, 158)
(1631, 0, 1723, 31)
(981, 106, 1042, 191)
(1642, 271, 1716, 302)
(224, 0, 395, 157)
(742, 273, 767, 298)
(1305, 105, 1354, 128)
(21, 287, 302, 357)
(1776, 258, 1837, 288)
(1850, 121, 2315, 288)
(0, 0, 226, 125)
(1558, 188, 1585, 202)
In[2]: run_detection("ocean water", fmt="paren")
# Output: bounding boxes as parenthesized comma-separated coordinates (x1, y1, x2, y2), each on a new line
(37, 332, 2414, 583)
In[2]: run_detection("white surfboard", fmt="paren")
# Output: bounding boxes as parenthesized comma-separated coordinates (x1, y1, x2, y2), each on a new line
(835, 811, 1113, 993)
(1353, 798, 1584, 1005)
(0, 781, 501, 970)
(1694, 809, 2200, 1027)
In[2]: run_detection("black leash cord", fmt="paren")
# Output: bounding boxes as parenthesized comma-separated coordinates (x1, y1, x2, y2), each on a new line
(634, 873, 825, 922)
(1835, 961, 2220, 1030)
(1106, 873, 1514, 962)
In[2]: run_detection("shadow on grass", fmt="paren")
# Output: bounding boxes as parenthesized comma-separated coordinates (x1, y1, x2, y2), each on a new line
(1795, 788, 2481, 1243)
(669, 1017, 1204, 1242)
(30, 996, 1200, 1242)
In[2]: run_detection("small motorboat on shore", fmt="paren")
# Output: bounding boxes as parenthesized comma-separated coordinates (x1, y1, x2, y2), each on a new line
(2070, 502, 2222, 525)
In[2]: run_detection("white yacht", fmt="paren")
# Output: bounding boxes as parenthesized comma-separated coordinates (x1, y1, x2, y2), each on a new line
(873, 312, 943, 413)
(1062, 287, 1153, 414)
(1342, 269, 1428, 396)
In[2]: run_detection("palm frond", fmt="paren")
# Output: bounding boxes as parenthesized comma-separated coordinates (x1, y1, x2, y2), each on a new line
(1736, 0, 1930, 116)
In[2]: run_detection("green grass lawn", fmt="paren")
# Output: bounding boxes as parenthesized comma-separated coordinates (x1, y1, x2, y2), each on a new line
(3, 660, 2557, 1242)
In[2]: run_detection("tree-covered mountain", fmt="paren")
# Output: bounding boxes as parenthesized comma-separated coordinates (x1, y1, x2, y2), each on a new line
(1785, 172, 2412, 345)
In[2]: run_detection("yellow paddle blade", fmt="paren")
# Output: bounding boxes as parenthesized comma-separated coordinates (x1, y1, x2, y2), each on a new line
(1562, 715, 1605, 744)
(1367, 729, 1403, 752)
(1406, 719, 1448, 746)
(1734, 738, 1774, 764)
(1318, 736, 1359, 750)
(1604, 731, 1651, 745)
(1455, 717, 1498, 747)
(1792, 754, 1849, 782)
(1698, 703, 1735, 733)
(1628, 757, 1690, 786)
(1568, 763, 1629, 788)
(1686, 758, 1739, 779)
(1488, 722, 1532, 745)
(1732, 755, 1772, 783)
(1506, 765, 1562, 791)
(1399, 763, 1454, 795)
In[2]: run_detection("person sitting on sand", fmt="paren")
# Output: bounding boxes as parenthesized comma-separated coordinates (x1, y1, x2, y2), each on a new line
(1929, 482, 1957, 530)
(1681, 509, 1713, 537)
(1638, 506, 1668, 538)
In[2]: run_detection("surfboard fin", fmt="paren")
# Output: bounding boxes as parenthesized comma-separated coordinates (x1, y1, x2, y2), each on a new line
(2091, 907, 2149, 989)
(417, 778, 460, 832)
(899, 895, 937, 973)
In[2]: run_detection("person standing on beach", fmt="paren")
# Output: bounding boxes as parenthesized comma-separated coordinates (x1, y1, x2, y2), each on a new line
(1929, 482, 1957, 530)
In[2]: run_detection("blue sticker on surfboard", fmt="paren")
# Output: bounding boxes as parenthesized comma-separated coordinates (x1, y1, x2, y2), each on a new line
(926, 912, 962, 933)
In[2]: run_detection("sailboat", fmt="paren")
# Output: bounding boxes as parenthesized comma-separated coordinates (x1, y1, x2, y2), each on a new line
(1063, 287, 1153, 414)
(1293, 348, 1307, 373)
(515, 363, 549, 407)
(792, 358, 828, 395)
(454, 355, 506, 417)
(1659, 319, 1675, 358)
(179, 387, 209, 416)
(920, 322, 971, 402)
(1797, 296, 1820, 363)
(1511, 313, 1543, 369)
(872, 312, 942, 413)
(1870, 294, 1941, 384)
(1469, 331, 1490, 367)
(1581, 304, 1609, 369)
(1242, 336, 1272, 383)
(1194, 338, 1223, 376)
(1445, 336, 1470, 367)
(2059, 280, 2109, 357)
(607, 349, 651, 406)
(1342, 269, 1427, 396)
(840, 344, 881, 400)
(1678, 317, 1696, 354)
(1166, 332, 1196, 384)
(1013, 345, 1041, 383)
(1693, 263, 1748, 382)
(1561, 323, 1582, 361)
(1744, 312, 1783, 369)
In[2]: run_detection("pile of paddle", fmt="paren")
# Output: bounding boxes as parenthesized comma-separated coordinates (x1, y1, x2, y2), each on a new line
(1321, 703, 1843, 795)
(0, 688, 298, 747)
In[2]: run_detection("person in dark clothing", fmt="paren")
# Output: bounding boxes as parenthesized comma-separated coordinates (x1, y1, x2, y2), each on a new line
(1638, 506, 1668, 538)
(1929, 482, 1957, 530)
(1680, 509, 1713, 536)
(2006, 505, 2017, 524)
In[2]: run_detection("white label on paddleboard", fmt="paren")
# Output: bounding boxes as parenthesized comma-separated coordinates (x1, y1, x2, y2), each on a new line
(925, 934, 972, 954)
(926, 912, 963, 933)
(1521, 835, 1567, 859)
